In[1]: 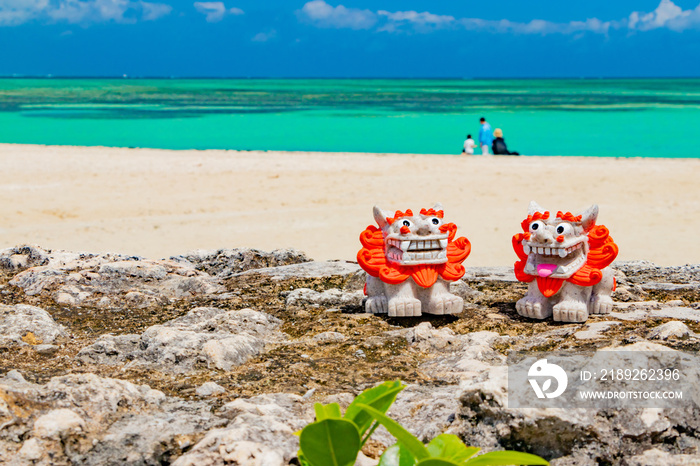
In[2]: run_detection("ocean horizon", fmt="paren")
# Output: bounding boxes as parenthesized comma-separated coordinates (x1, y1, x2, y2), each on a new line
(1, 77, 699, 158)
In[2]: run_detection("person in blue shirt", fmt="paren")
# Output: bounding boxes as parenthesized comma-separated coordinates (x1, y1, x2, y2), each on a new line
(478, 117, 493, 155)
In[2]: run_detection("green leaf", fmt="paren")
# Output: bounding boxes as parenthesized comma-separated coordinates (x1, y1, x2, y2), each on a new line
(360, 421, 380, 447)
(346, 381, 405, 436)
(378, 443, 418, 466)
(426, 434, 479, 462)
(299, 418, 361, 466)
(314, 402, 342, 421)
(324, 403, 342, 419)
(416, 459, 461, 466)
(464, 451, 549, 466)
(355, 403, 429, 461)
(314, 404, 326, 421)
(296, 451, 312, 466)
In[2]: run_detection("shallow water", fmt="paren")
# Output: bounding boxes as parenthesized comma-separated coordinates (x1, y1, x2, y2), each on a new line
(0, 78, 698, 157)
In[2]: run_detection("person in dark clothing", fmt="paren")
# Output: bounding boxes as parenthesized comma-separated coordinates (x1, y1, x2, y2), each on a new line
(491, 128, 520, 156)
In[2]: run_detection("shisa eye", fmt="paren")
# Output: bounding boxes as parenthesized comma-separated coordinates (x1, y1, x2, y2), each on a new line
(556, 223, 573, 235)
(530, 220, 544, 232)
(402, 220, 411, 227)
(431, 218, 440, 225)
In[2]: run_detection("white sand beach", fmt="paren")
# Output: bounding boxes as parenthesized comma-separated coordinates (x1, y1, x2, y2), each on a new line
(2, 143, 699, 266)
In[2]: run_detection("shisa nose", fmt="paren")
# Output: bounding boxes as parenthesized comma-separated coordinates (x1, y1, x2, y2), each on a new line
(533, 227, 554, 244)
(415, 225, 431, 236)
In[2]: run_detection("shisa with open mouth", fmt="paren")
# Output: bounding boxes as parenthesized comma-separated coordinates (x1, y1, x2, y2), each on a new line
(357, 204, 471, 317)
(513, 201, 619, 323)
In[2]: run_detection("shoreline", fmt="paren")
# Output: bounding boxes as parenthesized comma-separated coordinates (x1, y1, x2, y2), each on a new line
(3, 142, 700, 160)
(1, 143, 699, 266)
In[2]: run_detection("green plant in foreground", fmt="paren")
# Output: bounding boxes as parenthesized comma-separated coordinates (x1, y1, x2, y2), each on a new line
(297, 380, 405, 466)
(297, 381, 549, 466)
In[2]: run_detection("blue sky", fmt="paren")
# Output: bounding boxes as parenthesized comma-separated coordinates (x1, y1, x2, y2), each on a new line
(1, 0, 700, 77)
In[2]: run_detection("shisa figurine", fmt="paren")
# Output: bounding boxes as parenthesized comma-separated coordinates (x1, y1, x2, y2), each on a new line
(357, 204, 471, 317)
(512, 201, 619, 323)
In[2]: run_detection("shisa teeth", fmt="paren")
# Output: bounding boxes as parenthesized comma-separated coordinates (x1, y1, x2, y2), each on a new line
(387, 237, 448, 257)
(407, 239, 442, 251)
(402, 250, 446, 261)
(524, 241, 583, 258)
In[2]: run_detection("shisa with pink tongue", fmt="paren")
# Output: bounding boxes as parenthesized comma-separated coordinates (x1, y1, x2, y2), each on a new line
(512, 201, 619, 323)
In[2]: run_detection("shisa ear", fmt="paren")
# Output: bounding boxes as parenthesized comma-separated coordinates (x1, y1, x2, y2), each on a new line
(579, 205, 599, 231)
(528, 201, 546, 216)
(373, 205, 391, 228)
(432, 202, 444, 211)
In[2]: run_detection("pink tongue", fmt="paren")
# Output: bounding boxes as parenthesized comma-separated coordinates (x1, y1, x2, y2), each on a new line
(537, 264, 558, 278)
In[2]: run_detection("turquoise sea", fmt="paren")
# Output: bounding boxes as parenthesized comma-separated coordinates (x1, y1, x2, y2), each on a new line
(0, 78, 699, 158)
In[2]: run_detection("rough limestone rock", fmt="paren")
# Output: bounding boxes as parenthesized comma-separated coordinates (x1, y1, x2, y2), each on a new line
(172, 247, 310, 278)
(233, 260, 362, 281)
(613, 261, 700, 302)
(573, 321, 621, 340)
(77, 307, 282, 372)
(454, 342, 700, 464)
(651, 306, 700, 321)
(3, 247, 700, 466)
(610, 304, 700, 322)
(462, 266, 518, 283)
(32, 409, 86, 439)
(196, 382, 226, 397)
(0, 244, 50, 271)
(0, 371, 226, 465)
(448, 279, 485, 301)
(626, 448, 700, 466)
(415, 326, 507, 383)
(7, 246, 225, 308)
(649, 321, 694, 340)
(375, 384, 461, 447)
(312, 331, 347, 343)
(285, 287, 364, 308)
(0, 304, 66, 346)
(615, 261, 700, 286)
(173, 393, 311, 465)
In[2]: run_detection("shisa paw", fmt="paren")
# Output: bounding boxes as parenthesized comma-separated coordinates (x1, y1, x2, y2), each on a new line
(553, 301, 589, 322)
(388, 298, 422, 317)
(590, 294, 613, 315)
(365, 296, 388, 314)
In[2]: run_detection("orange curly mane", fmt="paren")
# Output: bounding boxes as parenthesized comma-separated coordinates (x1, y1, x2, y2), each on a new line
(357, 216, 471, 289)
(512, 212, 619, 297)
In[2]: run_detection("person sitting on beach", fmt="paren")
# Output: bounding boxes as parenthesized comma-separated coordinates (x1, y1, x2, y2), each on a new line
(462, 134, 476, 155)
(492, 128, 520, 156)
(478, 117, 493, 155)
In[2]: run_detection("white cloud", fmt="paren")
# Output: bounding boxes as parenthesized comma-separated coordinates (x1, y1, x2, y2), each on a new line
(455, 17, 614, 36)
(299, 0, 700, 36)
(377, 9, 455, 32)
(0, 0, 48, 26)
(0, 0, 171, 25)
(299, 1, 608, 35)
(252, 29, 276, 42)
(140, 1, 172, 21)
(299, 0, 376, 30)
(193, 2, 243, 23)
(629, 0, 700, 31)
